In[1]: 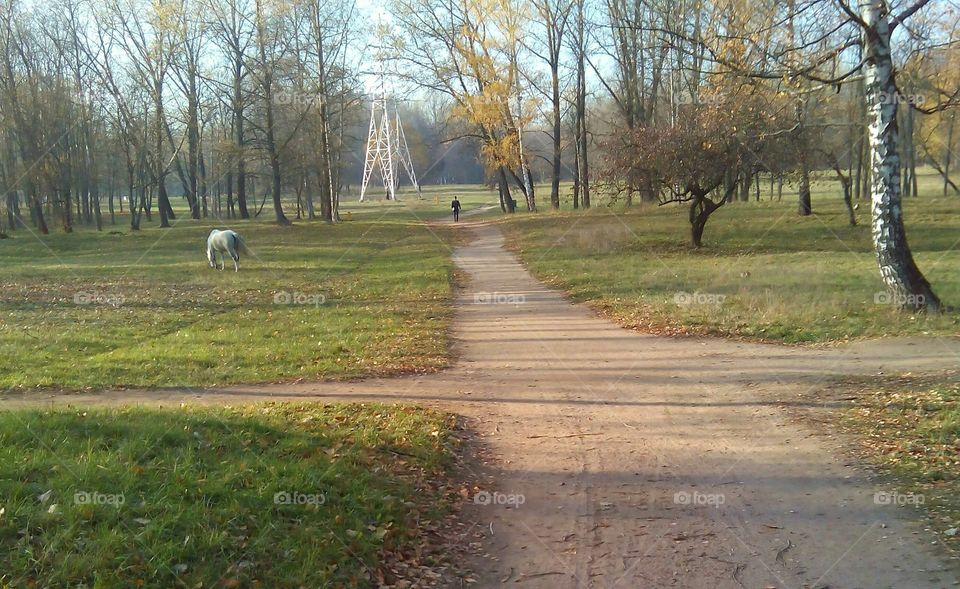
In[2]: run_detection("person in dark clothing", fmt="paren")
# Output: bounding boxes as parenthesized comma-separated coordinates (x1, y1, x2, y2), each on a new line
(451, 197, 462, 222)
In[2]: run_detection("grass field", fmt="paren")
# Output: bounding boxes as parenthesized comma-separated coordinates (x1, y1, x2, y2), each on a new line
(0, 402, 460, 587)
(0, 216, 456, 392)
(501, 170, 960, 343)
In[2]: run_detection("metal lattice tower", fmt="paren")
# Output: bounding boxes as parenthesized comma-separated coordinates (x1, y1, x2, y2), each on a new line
(359, 81, 421, 201)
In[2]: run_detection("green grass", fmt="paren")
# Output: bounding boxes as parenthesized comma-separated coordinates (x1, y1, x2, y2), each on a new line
(0, 216, 456, 391)
(501, 170, 960, 343)
(0, 402, 460, 587)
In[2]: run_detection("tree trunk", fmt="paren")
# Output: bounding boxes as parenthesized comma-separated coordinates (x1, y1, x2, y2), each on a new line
(690, 205, 706, 247)
(900, 107, 913, 198)
(945, 111, 955, 196)
(575, 0, 590, 212)
(738, 169, 751, 202)
(316, 112, 334, 222)
(62, 190, 74, 233)
(129, 173, 141, 231)
(30, 188, 48, 234)
(842, 176, 855, 226)
(573, 164, 580, 210)
(524, 166, 536, 211)
(303, 172, 315, 220)
(861, 145, 872, 200)
(688, 191, 724, 248)
(861, 0, 940, 311)
(550, 60, 561, 210)
(831, 159, 857, 227)
(270, 150, 288, 224)
(908, 104, 918, 198)
(723, 168, 736, 203)
(317, 166, 331, 221)
(854, 133, 864, 201)
(234, 60, 249, 219)
(572, 147, 580, 210)
(798, 160, 811, 215)
(640, 177, 656, 203)
(93, 190, 102, 231)
(226, 171, 234, 218)
(187, 78, 201, 219)
(264, 100, 288, 224)
(499, 167, 515, 213)
(257, 28, 289, 225)
(6, 191, 19, 228)
(199, 144, 209, 218)
(158, 182, 173, 227)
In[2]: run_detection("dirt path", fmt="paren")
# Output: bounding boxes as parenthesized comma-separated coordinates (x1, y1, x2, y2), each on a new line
(6, 222, 960, 588)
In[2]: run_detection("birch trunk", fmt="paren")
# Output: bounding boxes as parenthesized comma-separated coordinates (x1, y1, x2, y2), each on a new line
(861, 0, 940, 311)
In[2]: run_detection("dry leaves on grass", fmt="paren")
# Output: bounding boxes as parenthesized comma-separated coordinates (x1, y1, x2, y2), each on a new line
(374, 418, 485, 588)
(821, 373, 960, 554)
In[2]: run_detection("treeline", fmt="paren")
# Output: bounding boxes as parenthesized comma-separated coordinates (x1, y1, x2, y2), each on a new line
(387, 0, 958, 214)
(0, 0, 363, 235)
(3, 0, 956, 237)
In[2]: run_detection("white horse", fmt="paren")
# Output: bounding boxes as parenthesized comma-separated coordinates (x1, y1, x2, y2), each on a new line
(206, 229, 250, 272)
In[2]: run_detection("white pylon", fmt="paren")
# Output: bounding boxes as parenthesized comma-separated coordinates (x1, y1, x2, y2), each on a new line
(359, 82, 421, 201)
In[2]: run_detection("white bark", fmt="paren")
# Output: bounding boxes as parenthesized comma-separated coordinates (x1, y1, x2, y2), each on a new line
(861, 0, 940, 311)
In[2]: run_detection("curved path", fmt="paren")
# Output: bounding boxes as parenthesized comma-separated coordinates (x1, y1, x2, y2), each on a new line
(6, 222, 960, 588)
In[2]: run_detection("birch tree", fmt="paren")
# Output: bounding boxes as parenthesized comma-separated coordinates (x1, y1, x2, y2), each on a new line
(860, 0, 941, 310)
(678, 0, 958, 310)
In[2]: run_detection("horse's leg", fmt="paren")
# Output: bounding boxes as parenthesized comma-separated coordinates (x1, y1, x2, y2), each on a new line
(233, 254, 239, 272)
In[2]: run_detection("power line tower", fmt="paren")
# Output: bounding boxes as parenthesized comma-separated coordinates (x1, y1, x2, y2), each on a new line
(359, 80, 421, 201)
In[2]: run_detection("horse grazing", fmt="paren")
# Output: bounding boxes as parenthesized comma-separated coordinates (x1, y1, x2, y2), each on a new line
(206, 229, 250, 272)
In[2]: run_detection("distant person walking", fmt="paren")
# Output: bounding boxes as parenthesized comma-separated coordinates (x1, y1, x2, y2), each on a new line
(451, 197, 462, 222)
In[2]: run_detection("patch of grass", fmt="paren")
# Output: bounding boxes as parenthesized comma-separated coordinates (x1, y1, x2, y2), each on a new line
(502, 169, 960, 343)
(0, 402, 461, 587)
(821, 373, 960, 551)
(0, 218, 455, 391)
